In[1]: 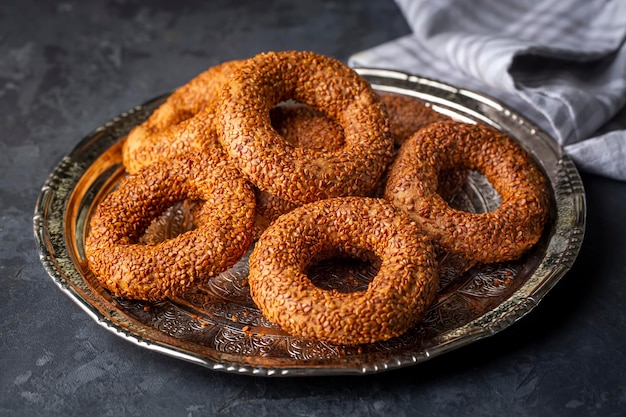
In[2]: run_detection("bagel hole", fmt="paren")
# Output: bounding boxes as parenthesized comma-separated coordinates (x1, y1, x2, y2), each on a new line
(305, 248, 380, 293)
(138, 199, 200, 245)
(446, 170, 502, 214)
(269, 101, 345, 152)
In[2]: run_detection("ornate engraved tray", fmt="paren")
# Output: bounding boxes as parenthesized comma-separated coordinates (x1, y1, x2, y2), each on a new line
(33, 69, 586, 376)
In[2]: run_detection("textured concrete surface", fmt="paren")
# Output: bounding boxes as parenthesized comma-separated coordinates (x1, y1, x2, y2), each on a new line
(1, 1, 625, 416)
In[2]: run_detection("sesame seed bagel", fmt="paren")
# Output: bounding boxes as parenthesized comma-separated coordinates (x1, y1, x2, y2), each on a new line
(218, 50, 394, 204)
(385, 120, 551, 263)
(248, 197, 439, 345)
(85, 149, 256, 301)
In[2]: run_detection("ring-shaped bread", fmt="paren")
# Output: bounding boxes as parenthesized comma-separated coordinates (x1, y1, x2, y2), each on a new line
(385, 120, 551, 263)
(85, 150, 256, 301)
(218, 50, 394, 204)
(248, 197, 439, 345)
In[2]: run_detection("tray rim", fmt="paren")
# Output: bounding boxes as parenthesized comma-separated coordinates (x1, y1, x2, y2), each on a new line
(32, 68, 586, 377)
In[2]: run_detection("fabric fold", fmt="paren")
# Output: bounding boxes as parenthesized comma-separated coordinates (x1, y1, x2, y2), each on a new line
(349, 0, 626, 181)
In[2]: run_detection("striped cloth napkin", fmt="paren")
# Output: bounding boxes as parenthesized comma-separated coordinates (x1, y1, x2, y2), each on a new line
(349, 0, 626, 181)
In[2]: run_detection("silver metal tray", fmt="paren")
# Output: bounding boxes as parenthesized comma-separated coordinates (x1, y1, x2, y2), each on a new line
(33, 68, 586, 376)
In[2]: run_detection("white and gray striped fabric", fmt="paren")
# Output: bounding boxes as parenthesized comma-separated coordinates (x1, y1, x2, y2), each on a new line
(349, 0, 626, 181)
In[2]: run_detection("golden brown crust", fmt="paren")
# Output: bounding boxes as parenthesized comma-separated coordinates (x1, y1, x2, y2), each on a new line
(379, 92, 451, 145)
(270, 103, 345, 151)
(385, 120, 551, 263)
(248, 197, 439, 345)
(122, 60, 242, 174)
(85, 150, 256, 301)
(253, 103, 347, 237)
(134, 59, 242, 133)
(251, 187, 299, 240)
(123, 112, 223, 175)
(218, 51, 394, 204)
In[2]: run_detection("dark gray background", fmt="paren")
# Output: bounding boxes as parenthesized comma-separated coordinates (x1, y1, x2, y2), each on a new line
(1, 1, 625, 416)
